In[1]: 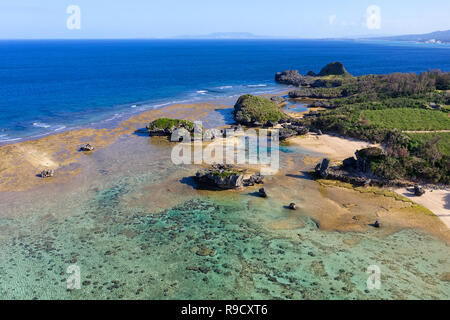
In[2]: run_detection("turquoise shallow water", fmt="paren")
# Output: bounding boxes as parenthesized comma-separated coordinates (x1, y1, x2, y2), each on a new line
(0, 135, 448, 299)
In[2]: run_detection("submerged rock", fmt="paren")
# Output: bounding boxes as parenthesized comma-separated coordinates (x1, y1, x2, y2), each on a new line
(40, 169, 54, 178)
(259, 188, 267, 198)
(196, 246, 215, 257)
(371, 221, 380, 228)
(80, 144, 94, 152)
(244, 173, 264, 186)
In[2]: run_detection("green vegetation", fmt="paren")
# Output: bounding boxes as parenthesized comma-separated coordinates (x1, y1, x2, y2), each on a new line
(289, 87, 345, 99)
(234, 94, 286, 125)
(360, 108, 450, 131)
(147, 118, 194, 131)
(317, 179, 414, 202)
(210, 170, 242, 178)
(405, 132, 450, 156)
(300, 70, 450, 184)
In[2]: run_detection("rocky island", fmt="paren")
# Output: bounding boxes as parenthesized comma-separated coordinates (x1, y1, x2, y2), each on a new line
(194, 164, 264, 190)
(233, 94, 287, 127)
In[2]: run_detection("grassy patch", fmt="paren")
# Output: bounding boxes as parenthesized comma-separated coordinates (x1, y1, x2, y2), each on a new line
(399, 205, 437, 217)
(360, 108, 450, 131)
(147, 118, 194, 131)
(210, 170, 242, 178)
(405, 132, 450, 156)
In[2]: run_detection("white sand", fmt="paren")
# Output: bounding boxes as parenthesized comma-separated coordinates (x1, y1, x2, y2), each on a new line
(395, 188, 450, 229)
(289, 133, 380, 160)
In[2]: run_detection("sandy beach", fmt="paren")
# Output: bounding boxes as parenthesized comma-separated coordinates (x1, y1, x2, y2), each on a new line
(287, 133, 380, 160)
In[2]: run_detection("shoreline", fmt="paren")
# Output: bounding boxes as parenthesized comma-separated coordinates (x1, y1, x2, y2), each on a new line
(0, 101, 233, 192)
(287, 133, 450, 230)
(0, 93, 448, 237)
(0, 87, 289, 147)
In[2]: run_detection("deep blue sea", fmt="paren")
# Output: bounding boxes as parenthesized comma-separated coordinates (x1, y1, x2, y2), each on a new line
(0, 39, 449, 143)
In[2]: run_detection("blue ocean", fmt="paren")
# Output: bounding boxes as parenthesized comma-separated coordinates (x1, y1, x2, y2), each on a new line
(0, 39, 449, 143)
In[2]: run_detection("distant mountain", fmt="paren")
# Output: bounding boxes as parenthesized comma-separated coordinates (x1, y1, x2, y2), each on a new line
(372, 30, 450, 44)
(173, 32, 276, 39)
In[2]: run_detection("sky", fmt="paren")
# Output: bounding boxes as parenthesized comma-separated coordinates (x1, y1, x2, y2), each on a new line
(0, 0, 449, 39)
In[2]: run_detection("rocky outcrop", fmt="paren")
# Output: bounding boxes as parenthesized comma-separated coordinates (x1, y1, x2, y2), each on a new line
(315, 158, 331, 178)
(144, 118, 225, 142)
(202, 128, 223, 141)
(371, 221, 381, 228)
(288, 88, 344, 99)
(222, 125, 243, 138)
(342, 156, 357, 169)
(244, 173, 264, 186)
(275, 70, 315, 86)
(195, 164, 244, 190)
(311, 78, 344, 88)
(308, 100, 333, 109)
(278, 122, 309, 141)
(194, 164, 265, 190)
(270, 96, 287, 104)
(275, 62, 351, 87)
(313, 153, 410, 188)
(258, 188, 267, 198)
(264, 120, 277, 128)
(318, 62, 351, 77)
(40, 169, 54, 178)
(354, 147, 384, 173)
(279, 128, 298, 141)
(414, 185, 425, 196)
(146, 118, 196, 139)
(234, 94, 286, 126)
(80, 144, 94, 152)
